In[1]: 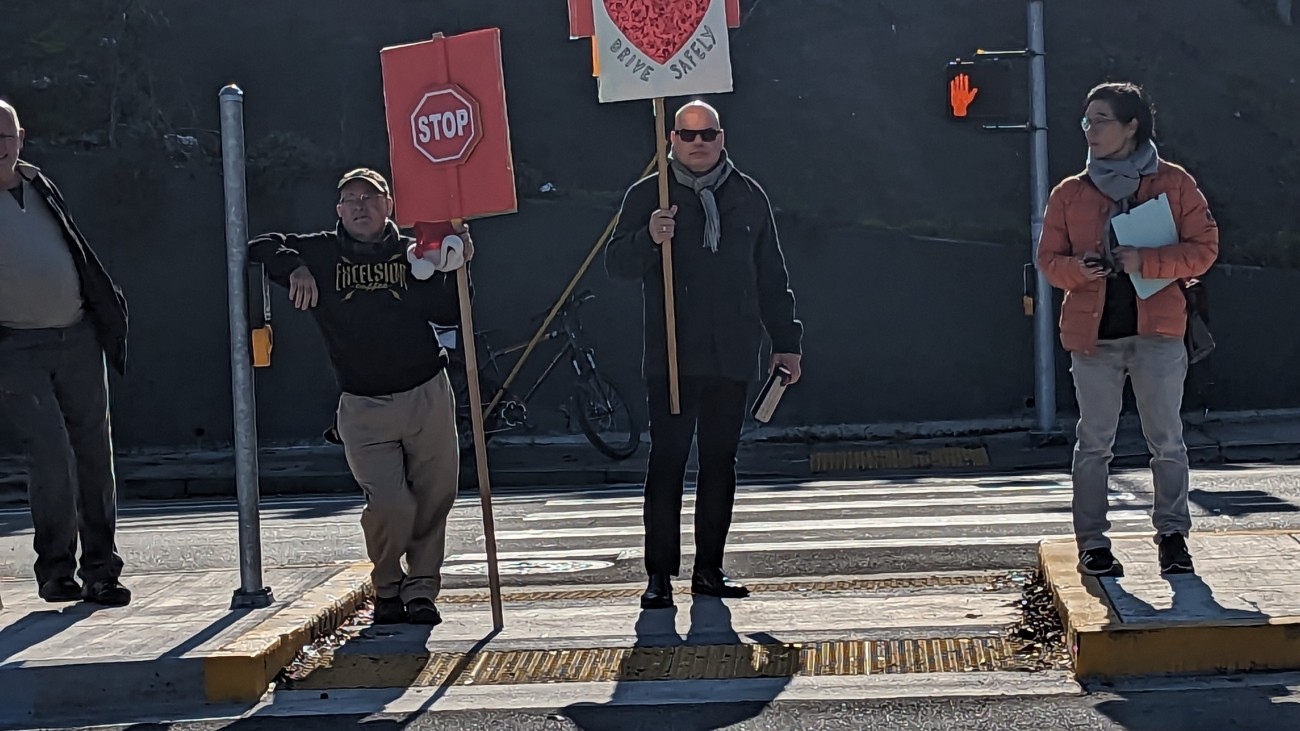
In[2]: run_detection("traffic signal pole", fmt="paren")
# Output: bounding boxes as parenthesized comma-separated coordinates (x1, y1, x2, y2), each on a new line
(967, 2, 1056, 437)
(1028, 0, 1056, 437)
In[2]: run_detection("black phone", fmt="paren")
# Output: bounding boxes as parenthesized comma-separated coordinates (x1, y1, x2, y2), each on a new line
(1084, 255, 1112, 275)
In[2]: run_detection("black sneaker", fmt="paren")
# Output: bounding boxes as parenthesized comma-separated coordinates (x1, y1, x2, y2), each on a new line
(1078, 548, 1124, 577)
(82, 579, 131, 607)
(373, 596, 407, 625)
(406, 598, 443, 626)
(1158, 533, 1194, 574)
(38, 577, 82, 603)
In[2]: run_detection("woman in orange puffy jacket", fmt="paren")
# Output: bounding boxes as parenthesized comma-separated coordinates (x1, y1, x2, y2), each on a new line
(1036, 82, 1218, 580)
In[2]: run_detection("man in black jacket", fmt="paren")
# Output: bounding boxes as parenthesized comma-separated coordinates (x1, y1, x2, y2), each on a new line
(0, 100, 131, 606)
(249, 168, 470, 627)
(606, 101, 803, 609)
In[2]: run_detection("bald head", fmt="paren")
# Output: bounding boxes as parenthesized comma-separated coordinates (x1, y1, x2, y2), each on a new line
(0, 99, 24, 187)
(674, 101, 720, 129)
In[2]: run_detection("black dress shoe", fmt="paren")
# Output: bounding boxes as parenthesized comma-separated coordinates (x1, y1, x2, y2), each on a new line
(38, 577, 82, 603)
(691, 568, 750, 599)
(83, 579, 132, 607)
(640, 574, 673, 609)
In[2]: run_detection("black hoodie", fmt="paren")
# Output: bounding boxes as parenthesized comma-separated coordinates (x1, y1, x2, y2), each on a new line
(249, 222, 465, 397)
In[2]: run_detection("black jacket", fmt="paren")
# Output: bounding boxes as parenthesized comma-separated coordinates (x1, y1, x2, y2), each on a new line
(4, 161, 129, 374)
(605, 166, 802, 382)
(248, 222, 465, 397)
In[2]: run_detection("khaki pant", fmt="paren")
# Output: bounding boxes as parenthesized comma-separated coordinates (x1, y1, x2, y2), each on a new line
(337, 371, 459, 603)
(1070, 335, 1191, 552)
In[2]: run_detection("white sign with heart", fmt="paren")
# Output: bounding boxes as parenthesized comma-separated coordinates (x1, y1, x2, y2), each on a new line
(592, 0, 733, 103)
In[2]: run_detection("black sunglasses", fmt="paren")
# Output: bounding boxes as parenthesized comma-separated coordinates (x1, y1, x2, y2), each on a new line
(675, 127, 722, 143)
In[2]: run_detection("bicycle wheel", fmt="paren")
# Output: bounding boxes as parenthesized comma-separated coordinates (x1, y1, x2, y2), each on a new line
(572, 372, 642, 460)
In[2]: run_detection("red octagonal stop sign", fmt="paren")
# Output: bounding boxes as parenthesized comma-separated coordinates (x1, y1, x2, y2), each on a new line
(381, 30, 517, 225)
(410, 85, 482, 165)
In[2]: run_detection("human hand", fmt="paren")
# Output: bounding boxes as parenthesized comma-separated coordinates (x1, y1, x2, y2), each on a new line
(1113, 247, 1143, 275)
(288, 265, 318, 310)
(1078, 256, 1107, 281)
(770, 353, 802, 385)
(649, 206, 678, 245)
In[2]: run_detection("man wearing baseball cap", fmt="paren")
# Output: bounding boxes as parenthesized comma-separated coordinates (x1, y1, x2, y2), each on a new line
(248, 167, 473, 626)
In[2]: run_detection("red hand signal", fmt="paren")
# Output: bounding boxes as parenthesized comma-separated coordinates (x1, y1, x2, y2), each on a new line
(949, 73, 979, 118)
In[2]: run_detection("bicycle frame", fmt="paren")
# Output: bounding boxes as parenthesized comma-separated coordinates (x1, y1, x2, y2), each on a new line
(477, 301, 593, 424)
(486, 336, 577, 409)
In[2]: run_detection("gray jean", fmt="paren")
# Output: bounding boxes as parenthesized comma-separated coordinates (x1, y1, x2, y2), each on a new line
(0, 319, 123, 586)
(1070, 335, 1191, 552)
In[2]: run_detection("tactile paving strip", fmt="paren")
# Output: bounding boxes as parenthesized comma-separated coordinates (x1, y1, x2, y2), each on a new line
(809, 446, 990, 473)
(291, 637, 1020, 689)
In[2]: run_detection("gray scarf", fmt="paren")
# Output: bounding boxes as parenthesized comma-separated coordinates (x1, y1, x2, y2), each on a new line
(669, 151, 734, 253)
(1086, 140, 1159, 202)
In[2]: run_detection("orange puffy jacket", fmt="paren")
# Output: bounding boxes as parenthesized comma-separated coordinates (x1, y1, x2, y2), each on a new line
(1036, 159, 1219, 355)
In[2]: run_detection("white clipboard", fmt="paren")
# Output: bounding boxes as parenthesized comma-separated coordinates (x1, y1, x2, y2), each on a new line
(1110, 193, 1178, 299)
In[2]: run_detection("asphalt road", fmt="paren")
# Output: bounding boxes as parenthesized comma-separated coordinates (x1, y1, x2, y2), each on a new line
(3, 463, 1298, 588)
(7, 464, 1300, 731)
(47, 680, 1300, 731)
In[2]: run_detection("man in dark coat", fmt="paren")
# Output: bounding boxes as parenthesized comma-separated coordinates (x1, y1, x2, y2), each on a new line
(0, 99, 131, 606)
(606, 101, 803, 609)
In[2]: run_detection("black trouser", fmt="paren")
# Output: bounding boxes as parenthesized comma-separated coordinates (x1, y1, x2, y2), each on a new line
(0, 320, 123, 586)
(643, 375, 748, 576)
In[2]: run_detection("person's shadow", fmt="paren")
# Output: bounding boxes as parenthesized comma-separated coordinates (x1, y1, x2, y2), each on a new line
(561, 596, 795, 730)
(1093, 572, 1300, 730)
(1100, 571, 1270, 625)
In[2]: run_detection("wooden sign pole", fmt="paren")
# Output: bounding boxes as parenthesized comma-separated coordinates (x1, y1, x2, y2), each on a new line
(653, 98, 682, 415)
(454, 219, 504, 630)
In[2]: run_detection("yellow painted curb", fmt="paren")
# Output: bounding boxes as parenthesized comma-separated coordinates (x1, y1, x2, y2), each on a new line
(1039, 531, 1300, 679)
(203, 563, 373, 703)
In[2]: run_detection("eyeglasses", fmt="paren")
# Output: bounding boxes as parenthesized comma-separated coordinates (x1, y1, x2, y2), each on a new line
(1080, 116, 1121, 132)
(675, 128, 722, 143)
(339, 193, 384, 207)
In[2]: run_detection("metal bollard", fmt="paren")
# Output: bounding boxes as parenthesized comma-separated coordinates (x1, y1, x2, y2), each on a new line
(220, 84, 274, 610)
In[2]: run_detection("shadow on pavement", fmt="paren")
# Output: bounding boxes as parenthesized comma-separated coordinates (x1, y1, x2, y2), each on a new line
(1189, 488, 1300, 517)
(0, 602, 103, 664)
(1096, 684, 1300, 731)
(560, 596, 794, 731)
(1101, 572, 1271, 625)
(1090, 571, 1300, 730)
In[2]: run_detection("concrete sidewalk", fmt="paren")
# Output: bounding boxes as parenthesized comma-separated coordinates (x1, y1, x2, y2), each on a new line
(0, 564, 370, 728)
(1041, 530, 1300, 680)
(3, 410, 1300, 505)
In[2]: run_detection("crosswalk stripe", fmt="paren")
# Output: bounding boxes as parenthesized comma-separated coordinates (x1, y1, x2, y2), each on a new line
(542, 479, 1075, 508)
(527, 492, 1140, 522)
(496, 508, 1151, 541)
(445, 529, 1152, 563)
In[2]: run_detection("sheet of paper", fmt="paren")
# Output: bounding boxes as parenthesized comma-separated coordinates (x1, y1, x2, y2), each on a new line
(1111, 193, 1178, 299)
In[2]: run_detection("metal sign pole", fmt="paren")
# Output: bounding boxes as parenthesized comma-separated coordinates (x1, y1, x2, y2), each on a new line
(220, 84, 274, 610)
(1028, 0, 1056, 436)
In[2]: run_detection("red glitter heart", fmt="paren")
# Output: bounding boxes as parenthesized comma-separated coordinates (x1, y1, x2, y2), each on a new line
(603, 0, 710, 66)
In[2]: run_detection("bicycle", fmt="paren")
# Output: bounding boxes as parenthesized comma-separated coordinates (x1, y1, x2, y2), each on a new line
(445, 289, 642, 461)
